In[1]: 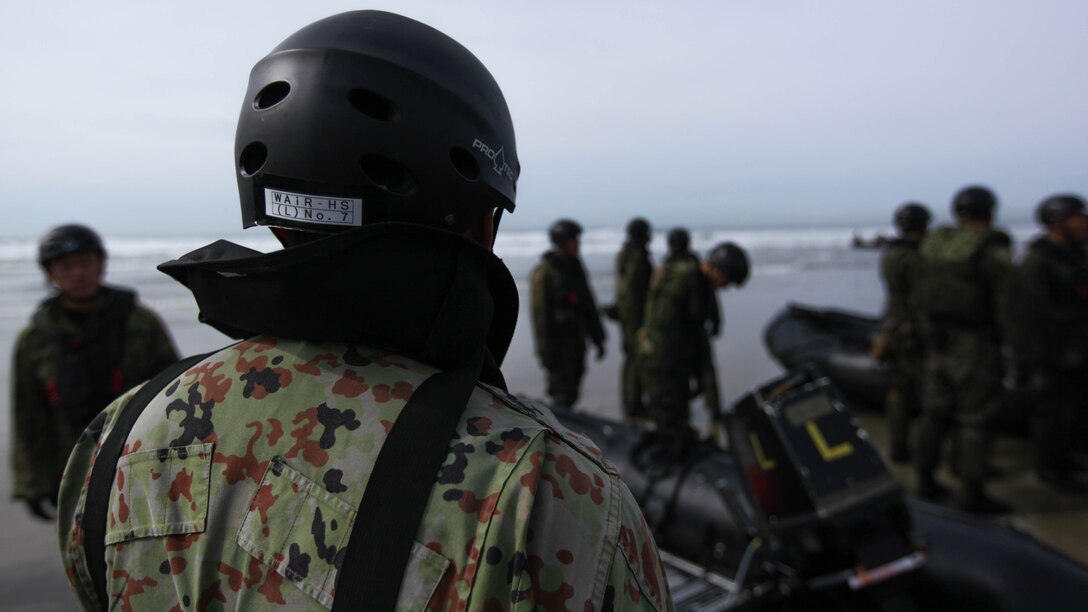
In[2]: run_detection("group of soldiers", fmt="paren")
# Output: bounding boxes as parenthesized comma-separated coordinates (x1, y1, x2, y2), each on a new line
(876, 185, 1088, 514)
(529, 217, 750, 450)
(7, 9, 1087, 607)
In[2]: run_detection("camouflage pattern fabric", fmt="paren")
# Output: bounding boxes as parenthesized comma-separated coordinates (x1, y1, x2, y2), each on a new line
(530, 251, 606, 407)
(613, 242, 652, 419)
(1012, 236, 1088, 469)
(877, 239, 925, 456)
(10, 286, 178, 500)
(58, 337, 671, 611)
(638, 255, 710, 435)
(914, 226, 1014, 489)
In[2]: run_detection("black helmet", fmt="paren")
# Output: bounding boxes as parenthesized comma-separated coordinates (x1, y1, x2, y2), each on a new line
(1036, 194, 1087, 227)
(38, 224, 105, 267)
(626, 217, 651, 243)
(549, 219, 583, 245)
(235, 11, 519, 235)
(667, 228, 690, 255)
(706, 242, 750, 287)
(952, 186, 997, 220)
(893, 202, 932, 234)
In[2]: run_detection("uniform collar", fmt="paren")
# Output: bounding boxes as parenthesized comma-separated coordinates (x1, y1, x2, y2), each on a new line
(159, 223, 518, 383)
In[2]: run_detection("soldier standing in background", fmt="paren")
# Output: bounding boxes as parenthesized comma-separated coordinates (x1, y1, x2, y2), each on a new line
(56, 12, 669, 611)
(640, 231, 749, 449)
(530, 218, 607, 407)
(11, 224, 178, 520)
(914, 186, 1015, 514)
(872, 203, 932, 463)
(609, 217, 653, 420)
(1012, 194, 1088, 493)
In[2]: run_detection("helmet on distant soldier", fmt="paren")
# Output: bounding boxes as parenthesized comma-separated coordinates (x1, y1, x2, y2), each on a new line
(893, 203, 932, 234)
(234, 11, 519, 239)
(952, 186, 997, 221)
(548, 219, 583, 246)
(667, 228, 690, 255)
(38, 224, 106, 268)
(626, 218, 651, 244)
(706, 242, 750, 287)
(1036, 194, 1086, 227)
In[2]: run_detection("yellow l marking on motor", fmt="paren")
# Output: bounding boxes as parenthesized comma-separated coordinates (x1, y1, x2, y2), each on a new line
(806, 421, 854, 461)
(749, 433, 776, 470)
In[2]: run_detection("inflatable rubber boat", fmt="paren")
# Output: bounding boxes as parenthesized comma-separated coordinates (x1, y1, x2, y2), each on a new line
(552, 369, 1088, 611)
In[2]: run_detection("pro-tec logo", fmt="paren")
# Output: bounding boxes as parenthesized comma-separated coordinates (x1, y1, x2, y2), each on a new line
(472, 138, 515, 181)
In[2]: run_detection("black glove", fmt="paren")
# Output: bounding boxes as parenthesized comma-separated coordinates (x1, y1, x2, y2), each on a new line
(595, 342, 606, 361)
(25, 495, 58, 521)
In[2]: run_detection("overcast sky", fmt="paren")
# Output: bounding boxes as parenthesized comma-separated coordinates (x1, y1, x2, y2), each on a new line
(1, 1, 1085, 236)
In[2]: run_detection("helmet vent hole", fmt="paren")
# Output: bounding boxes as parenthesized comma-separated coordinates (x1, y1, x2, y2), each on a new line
(349, 89, 398, 122)
(360, 155, 417, 195)
(254, 81, 291, 110)
(239, 142, 268, 177)
(449, 147, 480, 181)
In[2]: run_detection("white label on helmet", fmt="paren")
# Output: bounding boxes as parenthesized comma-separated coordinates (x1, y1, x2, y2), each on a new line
(264, 189, 363, 227)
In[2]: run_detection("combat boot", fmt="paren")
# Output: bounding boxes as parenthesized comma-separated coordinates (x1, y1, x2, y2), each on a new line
(957, 486, 1011, 515)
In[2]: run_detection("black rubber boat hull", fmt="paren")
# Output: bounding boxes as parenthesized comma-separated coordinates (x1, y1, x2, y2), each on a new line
(552, 406, 1088, 611)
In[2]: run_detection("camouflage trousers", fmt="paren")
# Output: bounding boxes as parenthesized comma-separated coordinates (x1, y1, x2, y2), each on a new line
(545, 343, 587, 408)
(642, 363, 693, 437)
(886, 350, 923, 456)
(916, 332, 1003, 489)
(621, 347, 647, 421)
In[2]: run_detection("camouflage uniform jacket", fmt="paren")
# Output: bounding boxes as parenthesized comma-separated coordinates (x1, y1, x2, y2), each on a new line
(638, 255, 707, 373)
(530, 251, 606, 363)
(917, 225, 1015, 341)
(877, 238, 924, 357)
(10, 285, 178, 500)
(614, 242, 653, 353)
(58, 337, 672, 611)
(1012, 235, 1088, 374)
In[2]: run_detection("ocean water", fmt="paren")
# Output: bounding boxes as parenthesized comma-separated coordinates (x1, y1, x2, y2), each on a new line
(0, 222, 1042, 607)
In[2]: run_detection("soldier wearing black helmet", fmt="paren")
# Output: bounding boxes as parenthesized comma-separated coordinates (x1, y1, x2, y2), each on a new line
(871, 203, 932, 463)
(605, 217, 653, 420)
(1010, 194, 1088, 493)
(530, 218, 607, 407)
(914, 186, 1016, 514)
(639, 230, 749, 448)
(11, 224, 178, 521)
(56, 12, 669, 611)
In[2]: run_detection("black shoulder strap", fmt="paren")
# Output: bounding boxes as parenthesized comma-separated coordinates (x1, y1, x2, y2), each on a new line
(84, 351, 213, 609)
(332, 358, 482, 611)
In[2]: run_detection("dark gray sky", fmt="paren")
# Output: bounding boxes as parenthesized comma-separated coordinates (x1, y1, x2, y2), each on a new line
(1, 1, 1084, 236)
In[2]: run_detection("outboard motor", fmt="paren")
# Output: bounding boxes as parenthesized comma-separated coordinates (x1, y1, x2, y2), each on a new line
(727, 370, 924, 606)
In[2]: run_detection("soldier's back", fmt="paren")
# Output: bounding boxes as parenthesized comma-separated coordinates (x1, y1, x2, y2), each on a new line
(58, 337, 669, 610)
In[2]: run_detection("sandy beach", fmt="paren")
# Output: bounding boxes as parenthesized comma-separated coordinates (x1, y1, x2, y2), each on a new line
(2, 226, 1084, 609)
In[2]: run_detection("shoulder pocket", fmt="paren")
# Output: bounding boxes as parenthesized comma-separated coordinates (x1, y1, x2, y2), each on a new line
(105, 443, 213, 544)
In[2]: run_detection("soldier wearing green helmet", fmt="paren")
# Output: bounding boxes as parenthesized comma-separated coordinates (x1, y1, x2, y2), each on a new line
(1011, 194, 1088, 493)
(11, 224, 178, 521)
(914, 186, 1015, 514)
(871, 202, 932, 464)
